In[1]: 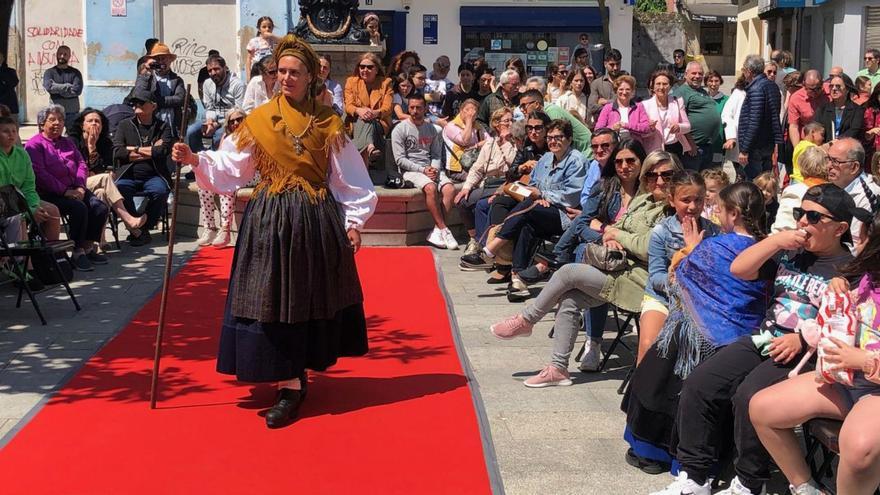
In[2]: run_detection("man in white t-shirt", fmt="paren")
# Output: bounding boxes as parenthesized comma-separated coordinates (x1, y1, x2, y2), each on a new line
(425, 56, 454, 119)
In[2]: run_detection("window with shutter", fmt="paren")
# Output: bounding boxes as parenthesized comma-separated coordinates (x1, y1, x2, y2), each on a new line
(867, 7, 880, 52)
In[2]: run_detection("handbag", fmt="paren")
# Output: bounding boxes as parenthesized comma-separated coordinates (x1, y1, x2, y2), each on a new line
(502, 178, 532, 202)
(583, 243, 628, 272)
(443, 139, 481, 172)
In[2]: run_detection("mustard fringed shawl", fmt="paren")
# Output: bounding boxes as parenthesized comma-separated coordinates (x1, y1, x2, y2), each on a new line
(235, 94, 345, 200)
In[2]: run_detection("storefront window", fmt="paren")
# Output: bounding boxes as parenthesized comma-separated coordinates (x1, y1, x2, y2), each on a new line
(700, 23, 724, 55)
(462, 30, 601, 76)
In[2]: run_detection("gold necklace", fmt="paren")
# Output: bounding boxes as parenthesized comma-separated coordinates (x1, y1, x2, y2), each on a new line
(277, 98, 315, 155)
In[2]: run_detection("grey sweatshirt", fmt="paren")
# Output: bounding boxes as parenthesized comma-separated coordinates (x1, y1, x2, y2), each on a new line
(391, 119, 443, 173)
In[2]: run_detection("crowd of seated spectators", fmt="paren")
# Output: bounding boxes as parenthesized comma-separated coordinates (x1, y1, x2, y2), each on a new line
(5, 29, 880, 494)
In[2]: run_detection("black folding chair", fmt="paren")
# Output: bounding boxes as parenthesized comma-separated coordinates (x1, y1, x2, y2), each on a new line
(0, 185, 81, 324)
(582, 304, 640, 395)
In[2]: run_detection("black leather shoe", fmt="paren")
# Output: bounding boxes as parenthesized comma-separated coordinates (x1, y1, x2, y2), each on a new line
(265, 388, 305, 429)
(624, 448, 668, 475)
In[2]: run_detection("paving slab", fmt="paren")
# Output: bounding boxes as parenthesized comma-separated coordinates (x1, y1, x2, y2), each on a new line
(0, 237, 200, 446)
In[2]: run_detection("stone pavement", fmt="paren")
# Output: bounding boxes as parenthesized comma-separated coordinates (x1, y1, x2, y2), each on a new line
(435, 248, 662, 495)
(0, 238, 200, 443)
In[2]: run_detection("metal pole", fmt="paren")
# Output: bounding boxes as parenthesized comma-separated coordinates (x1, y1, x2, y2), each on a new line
(150, 84, 193, 409)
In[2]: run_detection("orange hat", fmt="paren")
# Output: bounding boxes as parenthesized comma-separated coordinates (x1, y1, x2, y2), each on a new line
(148, 42, 177, 61)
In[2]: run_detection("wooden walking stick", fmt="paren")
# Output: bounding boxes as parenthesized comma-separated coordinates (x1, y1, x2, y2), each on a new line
(150, 84, 193, 409)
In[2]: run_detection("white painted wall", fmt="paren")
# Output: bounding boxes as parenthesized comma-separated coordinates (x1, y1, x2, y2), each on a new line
(364, 0, 633, 78)
(22, 0, 86, 122)
(160, 0, 240, 91)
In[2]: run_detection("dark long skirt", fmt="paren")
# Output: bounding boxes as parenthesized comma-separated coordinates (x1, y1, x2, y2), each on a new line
(216, 188, 369, 383)
(621, 332, 683, 461)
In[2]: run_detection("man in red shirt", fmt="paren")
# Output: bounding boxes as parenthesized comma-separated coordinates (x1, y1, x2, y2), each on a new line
(788, 70, 824, 146)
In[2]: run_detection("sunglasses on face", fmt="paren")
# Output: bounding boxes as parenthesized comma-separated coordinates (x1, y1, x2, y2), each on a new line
(829, 84, 844, 90)
(546, 134, 566, 142)
(519, 101, 537, 110)
(644, 170, 674, 181)
(228, 117, 244, 125)
(615, 157, 638, 166)
(358, 64, 376, 70)
(793, 207, 836, 225)
(866, 57, 876, 61)
(525, 125, 545, 132)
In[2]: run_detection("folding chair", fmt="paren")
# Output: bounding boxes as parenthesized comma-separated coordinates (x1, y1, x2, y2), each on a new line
(0, 185, 81, 325)
(801, 418, 880, 495)
(582, 304, 639, 394)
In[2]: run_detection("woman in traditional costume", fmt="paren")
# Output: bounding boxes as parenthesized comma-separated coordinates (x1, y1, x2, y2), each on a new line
(172, 35, 377, 428)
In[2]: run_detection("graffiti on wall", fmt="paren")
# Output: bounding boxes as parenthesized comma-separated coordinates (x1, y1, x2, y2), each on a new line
(25, 25, 83, 96)
(169, 37, 211, 77)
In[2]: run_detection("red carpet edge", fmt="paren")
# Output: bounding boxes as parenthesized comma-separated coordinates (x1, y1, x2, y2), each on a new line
(428, 249, 505, 495)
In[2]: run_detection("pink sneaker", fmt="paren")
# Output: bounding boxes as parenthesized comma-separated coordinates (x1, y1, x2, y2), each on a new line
(523, 364, 573, 388)
(490, 314, 534, 340)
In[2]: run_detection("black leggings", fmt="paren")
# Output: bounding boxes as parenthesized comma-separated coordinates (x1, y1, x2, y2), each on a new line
(674, 336, 812, 490)
(43, 190, 109, 244)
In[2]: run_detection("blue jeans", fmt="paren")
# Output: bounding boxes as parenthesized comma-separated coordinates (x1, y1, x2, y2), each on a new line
(743, 146, 774, 180)
(681, 143, 714, 171)
(186, 122, 223, 152)
(474, 197, 492, 241)
(116, 176, 170, 230)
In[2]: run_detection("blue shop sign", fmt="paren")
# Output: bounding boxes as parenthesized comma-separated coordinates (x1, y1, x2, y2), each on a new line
(423, 14, 438, 45)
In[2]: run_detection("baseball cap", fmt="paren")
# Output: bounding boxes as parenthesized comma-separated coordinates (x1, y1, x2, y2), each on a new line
(802, 183, 872, 244)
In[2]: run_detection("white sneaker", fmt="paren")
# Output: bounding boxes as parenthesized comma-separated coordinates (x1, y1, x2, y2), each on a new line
(442, 228, 459, 250)
(649, 471, 711, 495)
(427, 227, 446, 248)
(578, 338, 603, 372)
(716, 477, 765, 495)
(788, 481, 824, 495)
(212, 229, 231, 248)
(198, 228, 217, 246)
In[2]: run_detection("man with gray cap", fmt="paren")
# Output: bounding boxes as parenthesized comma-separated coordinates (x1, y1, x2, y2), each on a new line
(737, 54, 783, 179)
(112, 83, 173, 247)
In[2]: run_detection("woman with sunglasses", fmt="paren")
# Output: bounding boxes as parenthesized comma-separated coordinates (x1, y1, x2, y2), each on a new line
(194, 107, 246, 248)
(547, 64, 568, 104)
(460, 120, 587, 298)
(243, 55, 278, 114)
(344, 52, 393, 166)
(488, 151, 683, 387)
(816, 74, 865, 142)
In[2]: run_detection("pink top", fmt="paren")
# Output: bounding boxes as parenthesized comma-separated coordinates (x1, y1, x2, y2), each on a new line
(640, 95, 693, 153)
(787, 87, 824, 135)
(24, 133, 87, 197)
(595, 100, 651, 142)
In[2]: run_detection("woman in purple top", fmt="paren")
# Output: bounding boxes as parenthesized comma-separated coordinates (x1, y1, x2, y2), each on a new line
(25, 104, 109, 271)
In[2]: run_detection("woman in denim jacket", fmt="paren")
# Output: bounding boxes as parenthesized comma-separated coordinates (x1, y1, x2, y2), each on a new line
(459, 119, 587, 297)
(641, 170, 720, 363)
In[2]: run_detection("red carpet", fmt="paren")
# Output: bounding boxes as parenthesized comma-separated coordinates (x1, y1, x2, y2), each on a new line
(0, 247, 494, 494)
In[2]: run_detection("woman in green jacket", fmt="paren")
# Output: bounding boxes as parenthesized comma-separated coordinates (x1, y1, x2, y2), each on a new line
(489, 150, 683, 388)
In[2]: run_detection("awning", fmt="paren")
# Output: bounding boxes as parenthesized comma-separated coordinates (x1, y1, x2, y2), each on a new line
(684, 2, 738, 23)
(459, 6, 603, 30)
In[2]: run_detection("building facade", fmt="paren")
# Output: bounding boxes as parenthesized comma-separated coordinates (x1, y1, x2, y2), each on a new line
(9, 0, 636, 122)
(736, 0, 880, 76)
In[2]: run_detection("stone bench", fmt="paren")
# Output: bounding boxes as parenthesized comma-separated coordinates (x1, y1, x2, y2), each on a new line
(175, 180, 465, 246)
